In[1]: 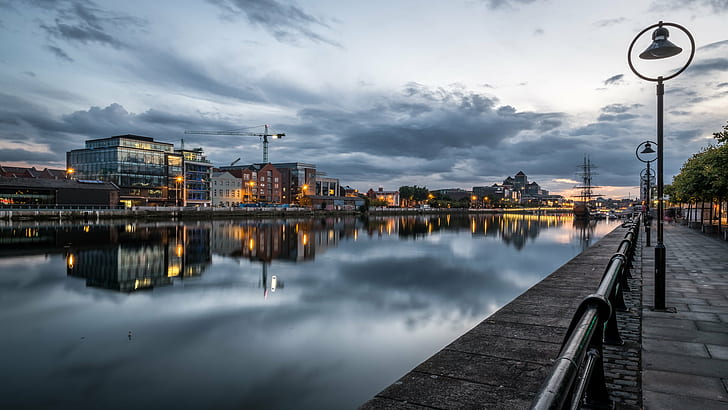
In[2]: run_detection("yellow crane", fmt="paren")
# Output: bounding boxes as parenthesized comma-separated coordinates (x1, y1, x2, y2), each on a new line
(184, 124, 285, 163)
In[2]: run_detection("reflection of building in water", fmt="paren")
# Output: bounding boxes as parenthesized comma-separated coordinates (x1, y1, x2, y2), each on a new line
(209, 217, 361, 263)
(363, 213, 568, 249)
(470, 214, 569, 250)
(365, 214, 568, 249)
(65, 224, 211, 292)
(209, 218, 361, 299)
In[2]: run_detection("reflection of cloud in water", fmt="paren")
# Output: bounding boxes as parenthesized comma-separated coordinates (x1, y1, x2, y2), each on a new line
(295, 255, 522, 328)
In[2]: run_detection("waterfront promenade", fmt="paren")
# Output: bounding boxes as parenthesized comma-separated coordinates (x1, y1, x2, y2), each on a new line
(361, 221, 728, 409)
(641, 223, 728, 409)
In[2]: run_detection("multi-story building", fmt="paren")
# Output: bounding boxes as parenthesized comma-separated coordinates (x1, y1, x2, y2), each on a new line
(221, 162, 317, 205)
(367, 187, 400, 207)
(431, 188, 471, 202)
(177, 147, 213, 207)
(254, 163, 282, 204)
(211, 171, 243, 207)
(67, 135, 212, 207)
(67, 135, 182, 207)
(272, 162, 317, 204)
(315, 173, 340, 197)
(475, 171, 553, 205)
(473, 185, 510, 202)
(514, 171, 528, 191)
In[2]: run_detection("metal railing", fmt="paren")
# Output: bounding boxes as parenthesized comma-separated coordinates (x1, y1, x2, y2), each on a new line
(531, 215, 641, 410)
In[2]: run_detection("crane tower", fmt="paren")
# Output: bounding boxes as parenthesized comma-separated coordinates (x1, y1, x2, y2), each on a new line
(184, 124, 285, 163)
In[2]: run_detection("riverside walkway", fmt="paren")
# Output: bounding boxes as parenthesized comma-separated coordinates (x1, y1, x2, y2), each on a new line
(641, 223, 728, 409)
(360, 221, 728, 409)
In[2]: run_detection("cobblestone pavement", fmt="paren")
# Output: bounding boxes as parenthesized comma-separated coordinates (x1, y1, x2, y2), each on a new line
(641, 223, 728, 409)
(602, 228, 643, 410)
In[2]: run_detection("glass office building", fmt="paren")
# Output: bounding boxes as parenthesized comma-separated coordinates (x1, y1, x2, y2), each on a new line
(67, 135, 210, 207)
(178, 148, 212, 206)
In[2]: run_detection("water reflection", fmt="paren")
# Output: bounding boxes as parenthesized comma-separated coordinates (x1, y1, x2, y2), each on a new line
(0, 214, 619, 410)
(0, 213, 598, 295)
(0, 214, 574, 293)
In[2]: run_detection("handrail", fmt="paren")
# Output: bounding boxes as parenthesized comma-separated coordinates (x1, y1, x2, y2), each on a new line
(532, 214, 641, 409)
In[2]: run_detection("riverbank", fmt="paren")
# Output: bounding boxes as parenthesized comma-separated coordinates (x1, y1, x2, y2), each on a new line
(0, 206, 575, 222)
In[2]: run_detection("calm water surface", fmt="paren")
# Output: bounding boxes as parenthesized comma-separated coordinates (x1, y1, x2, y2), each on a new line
(0, 214, 619, 409)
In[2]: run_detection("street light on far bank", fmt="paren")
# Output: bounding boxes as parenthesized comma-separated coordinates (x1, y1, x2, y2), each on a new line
(628, 21, 694, 312)
(66, 168, 75, 179)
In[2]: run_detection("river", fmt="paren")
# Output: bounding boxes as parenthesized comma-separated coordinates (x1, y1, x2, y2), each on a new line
(0, 214, 619, 409)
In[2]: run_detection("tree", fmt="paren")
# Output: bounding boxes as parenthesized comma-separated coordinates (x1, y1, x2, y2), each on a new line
(399, 185, 430, 206)
(670, 122, 728, 218)
(713, 120, 728, 144)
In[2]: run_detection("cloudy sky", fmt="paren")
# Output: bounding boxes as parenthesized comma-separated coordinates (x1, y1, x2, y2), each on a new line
(1, 0, 727, 198)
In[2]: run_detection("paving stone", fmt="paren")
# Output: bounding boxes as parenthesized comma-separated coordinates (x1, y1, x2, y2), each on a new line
(644, 346, 728, 379)
(643, 390, 728, 410)
(643, 370, 728, 401)
(707, 344, 728, 360)
(642, 338, 710, 358)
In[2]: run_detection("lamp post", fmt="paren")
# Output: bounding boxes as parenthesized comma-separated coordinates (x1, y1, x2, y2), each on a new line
(636, 141, 657, 246)
(175, 176, 183, 207)
(628, 21, 694, 311)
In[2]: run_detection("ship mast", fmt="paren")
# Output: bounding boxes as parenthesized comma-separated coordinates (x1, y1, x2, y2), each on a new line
(574, 155, 601, 204)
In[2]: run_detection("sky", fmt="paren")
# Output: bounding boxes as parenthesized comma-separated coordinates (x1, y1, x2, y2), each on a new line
(1, 0, 727, 199)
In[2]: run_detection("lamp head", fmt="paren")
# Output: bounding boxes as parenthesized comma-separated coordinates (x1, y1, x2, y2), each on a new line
(639, 24, 682, 60)
(640, 142, 656, 154)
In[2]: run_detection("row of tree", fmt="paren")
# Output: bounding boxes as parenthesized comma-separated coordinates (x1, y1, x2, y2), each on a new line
(666, 121, 727, 223)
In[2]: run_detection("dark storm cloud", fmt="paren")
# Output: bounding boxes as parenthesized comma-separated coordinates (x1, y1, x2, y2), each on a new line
(295, 84, 564, 160)
(0, 148, 58, 162)
(121, 48, 324, 106)
(597, 103, 641, 122)
(26, 0, 146, 50)
(45, 45, 73, 62)
(687, 58, 728, 76)
(207, 0, 340, 47)
(123, 49, 266, 104)
(604, 74, 624, 86)
(0, 96, 210, 163)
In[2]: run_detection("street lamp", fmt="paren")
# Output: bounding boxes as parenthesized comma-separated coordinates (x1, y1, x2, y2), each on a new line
(66, 168, 75, 180)
(636, 141, 657, 246)
(628, 21, 694, 311)
(175, 176, 183, 207)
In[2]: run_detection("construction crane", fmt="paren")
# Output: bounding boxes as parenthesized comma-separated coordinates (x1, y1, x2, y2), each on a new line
(184, 124, 285, 163)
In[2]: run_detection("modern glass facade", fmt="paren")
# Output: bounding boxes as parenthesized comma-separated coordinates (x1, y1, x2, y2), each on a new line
(67, 135, 210, 207)
(179, 149, 212, 206)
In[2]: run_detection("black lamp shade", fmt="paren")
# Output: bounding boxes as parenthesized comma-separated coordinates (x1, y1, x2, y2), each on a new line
(639, 26, 682, 60)
(641, 142, 656, 154)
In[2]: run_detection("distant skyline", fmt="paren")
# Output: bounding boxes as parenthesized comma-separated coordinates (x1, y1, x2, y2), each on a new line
(1, 0, 727, 198)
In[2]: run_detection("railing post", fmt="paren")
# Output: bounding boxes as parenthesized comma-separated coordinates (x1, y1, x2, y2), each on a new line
(583, 325, 611, 409)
